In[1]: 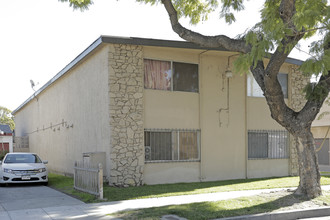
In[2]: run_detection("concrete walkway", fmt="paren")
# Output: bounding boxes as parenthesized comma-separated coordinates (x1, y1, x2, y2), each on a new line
(1, 186, 330, 219)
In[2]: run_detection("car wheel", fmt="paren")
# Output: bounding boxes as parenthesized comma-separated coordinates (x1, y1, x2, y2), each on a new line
(43, 181, 48, 186)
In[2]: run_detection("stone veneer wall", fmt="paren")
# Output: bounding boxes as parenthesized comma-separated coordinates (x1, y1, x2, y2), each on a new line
(289, 67, 310, 176)
(108, 44, 144, 186)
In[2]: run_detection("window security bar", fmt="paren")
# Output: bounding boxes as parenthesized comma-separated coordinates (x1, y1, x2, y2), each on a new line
(144, 129, 201, 163)
(248, 130, 289, 160)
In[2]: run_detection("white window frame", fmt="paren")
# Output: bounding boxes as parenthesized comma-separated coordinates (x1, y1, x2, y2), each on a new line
(247, 72, 288, 98)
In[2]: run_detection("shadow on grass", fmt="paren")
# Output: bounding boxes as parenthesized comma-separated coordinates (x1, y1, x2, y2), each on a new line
(104, 176, 300, 202)
(114, 192, 312, 220)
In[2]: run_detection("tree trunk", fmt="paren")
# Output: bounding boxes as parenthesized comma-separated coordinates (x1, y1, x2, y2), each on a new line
(159, 0, 330, 199)
(295, 130, 322, 198)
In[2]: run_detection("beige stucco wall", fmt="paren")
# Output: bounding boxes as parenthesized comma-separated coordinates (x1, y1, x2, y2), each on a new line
(247, 159, 289, 178)
(247, 95, 289, 178)
(199, 52, 246, 182)
(144, 162, 200, 184)
(13, 41, 300, 185)
(246, 63, 293, 178)
(14, 45, 111, 177)
(143, 47, 246, 184)
(143, 47, 295, 184)
(312, 126, 330, 139)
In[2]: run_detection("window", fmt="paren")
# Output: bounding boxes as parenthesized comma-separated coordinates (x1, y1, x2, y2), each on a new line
(173, 62, 199, 92)
(144, 59, 198, 93)
(144, 129, 200, 162)
(144, 59, 171, 91)
(248, 130, 289, 159)
(247, 73, 288, 98)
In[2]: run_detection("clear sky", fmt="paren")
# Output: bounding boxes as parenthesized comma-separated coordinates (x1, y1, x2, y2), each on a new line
(0, 0, 314, 111)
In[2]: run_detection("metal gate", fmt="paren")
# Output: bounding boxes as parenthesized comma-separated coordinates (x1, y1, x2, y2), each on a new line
(316, 138, 330, 165)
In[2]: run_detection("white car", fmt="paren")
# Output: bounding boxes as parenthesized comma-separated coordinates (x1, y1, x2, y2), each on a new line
(0, 153, 48, 185)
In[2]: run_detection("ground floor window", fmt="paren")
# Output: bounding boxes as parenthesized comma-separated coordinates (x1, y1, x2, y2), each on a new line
(144, 129, 200, 162)
(248, 130, 289, 159)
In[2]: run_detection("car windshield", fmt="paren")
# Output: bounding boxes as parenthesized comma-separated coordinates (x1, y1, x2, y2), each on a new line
(4, 154, 42, 164)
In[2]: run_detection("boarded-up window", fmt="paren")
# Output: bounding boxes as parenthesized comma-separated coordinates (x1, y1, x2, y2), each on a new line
(144, 59, 171, 91)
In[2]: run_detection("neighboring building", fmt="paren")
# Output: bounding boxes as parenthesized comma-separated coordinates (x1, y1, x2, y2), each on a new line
(13, 36, 307, 186)
(312, 96, 330, 167)
(0, 124, 13, 153)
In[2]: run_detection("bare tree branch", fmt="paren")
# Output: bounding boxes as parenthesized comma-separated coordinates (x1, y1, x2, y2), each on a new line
(161, 0, 250, 53)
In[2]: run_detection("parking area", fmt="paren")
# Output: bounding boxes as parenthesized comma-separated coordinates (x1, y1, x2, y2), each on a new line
(0, 184, 84, 211)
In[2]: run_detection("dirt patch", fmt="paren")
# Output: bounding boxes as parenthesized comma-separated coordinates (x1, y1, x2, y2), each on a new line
(257, 189, 330, 213)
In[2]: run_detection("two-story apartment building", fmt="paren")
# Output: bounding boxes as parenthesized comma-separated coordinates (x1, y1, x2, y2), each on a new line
(13, 36, 307, 186)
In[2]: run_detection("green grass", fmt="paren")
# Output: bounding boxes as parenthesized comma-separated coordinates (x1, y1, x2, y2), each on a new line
(103, 176, 330, 201)
(111, 195, 293, 219)
(48, 173, 330, 203)
(48, 173, 100, 203)
(321, 171, 330, 176)
(112, 192, 323, 220)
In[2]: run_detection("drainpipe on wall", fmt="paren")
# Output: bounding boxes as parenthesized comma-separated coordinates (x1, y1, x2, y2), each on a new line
(198, 50, 208, 182)
(245, 73, 248, 179)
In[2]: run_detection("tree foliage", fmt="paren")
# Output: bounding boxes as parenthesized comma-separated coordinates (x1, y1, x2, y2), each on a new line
(0, 106, 14, 131)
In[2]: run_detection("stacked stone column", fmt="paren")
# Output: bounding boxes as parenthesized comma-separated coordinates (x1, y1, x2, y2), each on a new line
(108, 44, 144, 186)
(289, 67, 310, 176)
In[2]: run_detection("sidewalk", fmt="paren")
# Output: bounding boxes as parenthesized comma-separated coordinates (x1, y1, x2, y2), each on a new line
(2, 186, 330, 219)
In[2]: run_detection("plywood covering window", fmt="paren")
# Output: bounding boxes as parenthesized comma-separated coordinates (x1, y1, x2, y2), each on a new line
(144, 59, 199, 93)
(144, 129, 200, 162)
(248, 130, 289, 159)
(247, 73, 288, 98)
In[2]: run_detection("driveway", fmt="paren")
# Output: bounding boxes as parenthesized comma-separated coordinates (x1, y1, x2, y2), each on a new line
(0, 184, 84, 211)
(0, 184, 115, 219)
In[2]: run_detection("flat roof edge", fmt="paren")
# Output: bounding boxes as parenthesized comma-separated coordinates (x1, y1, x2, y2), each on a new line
(12, 35, 304, 114)
(100, 36, 303, 65)
(100, 35, 229, 51)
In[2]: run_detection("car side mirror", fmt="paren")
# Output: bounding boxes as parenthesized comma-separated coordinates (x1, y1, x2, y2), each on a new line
(0, 161, 2, 165)
(43, 160, 48, 164)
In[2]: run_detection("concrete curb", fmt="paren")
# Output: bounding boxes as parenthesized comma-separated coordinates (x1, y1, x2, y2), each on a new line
(217, 206, 330, 220)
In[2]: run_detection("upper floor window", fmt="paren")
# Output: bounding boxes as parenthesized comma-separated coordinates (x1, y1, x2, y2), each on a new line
(247, 73, 288, 98)
(144, 59, 199, 93)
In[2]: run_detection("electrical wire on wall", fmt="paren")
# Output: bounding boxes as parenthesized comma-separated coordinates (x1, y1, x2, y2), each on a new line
(26, 119, 73, 135)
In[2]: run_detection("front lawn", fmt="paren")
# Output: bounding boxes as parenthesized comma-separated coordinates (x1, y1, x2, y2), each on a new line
(48, 173, 98, 203)
(47, 173, 330, 203)
(111, 191, 330, 220)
